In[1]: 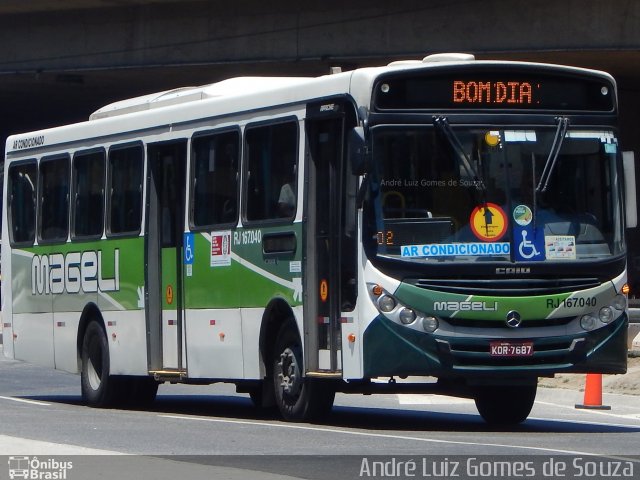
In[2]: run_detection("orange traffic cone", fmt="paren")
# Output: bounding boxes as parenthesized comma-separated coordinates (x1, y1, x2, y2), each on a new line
(575, 373, 611, 410)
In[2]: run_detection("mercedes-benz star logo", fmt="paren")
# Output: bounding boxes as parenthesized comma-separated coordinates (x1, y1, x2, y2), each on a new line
(505, 310, 522, 328)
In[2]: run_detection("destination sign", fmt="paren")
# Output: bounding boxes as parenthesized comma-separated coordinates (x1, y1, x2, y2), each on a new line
(452, 80, 534, 106)
(374, 68, 615, 112)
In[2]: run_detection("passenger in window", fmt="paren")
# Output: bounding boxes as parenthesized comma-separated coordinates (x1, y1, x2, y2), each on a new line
(277, 171, 296, 217)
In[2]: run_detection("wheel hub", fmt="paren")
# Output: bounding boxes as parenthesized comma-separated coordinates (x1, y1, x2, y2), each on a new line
(277, 347, 302, 397)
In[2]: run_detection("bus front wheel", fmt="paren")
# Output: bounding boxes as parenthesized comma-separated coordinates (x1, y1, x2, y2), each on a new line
(474, 383, 537, 425)
(81, 321, 118, 407)
(272, 321, 335, 421)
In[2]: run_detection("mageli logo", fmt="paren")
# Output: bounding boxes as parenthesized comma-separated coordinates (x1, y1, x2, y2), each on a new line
(31, 249, 120, 296)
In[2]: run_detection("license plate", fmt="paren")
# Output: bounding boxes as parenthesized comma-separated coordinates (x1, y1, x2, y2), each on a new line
(490, 341, 534, 357)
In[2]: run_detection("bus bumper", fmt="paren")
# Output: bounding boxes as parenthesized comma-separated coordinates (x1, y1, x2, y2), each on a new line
(362, 313, 628, 379)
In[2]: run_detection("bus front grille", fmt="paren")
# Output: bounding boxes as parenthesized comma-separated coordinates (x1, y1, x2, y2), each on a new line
(407, 278, 601, 297)
(445, 317, 574, 329)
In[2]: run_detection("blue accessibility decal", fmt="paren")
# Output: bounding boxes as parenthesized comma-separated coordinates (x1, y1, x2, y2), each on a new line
(184, 232, 195, 265)
(513, 225, 545, 262)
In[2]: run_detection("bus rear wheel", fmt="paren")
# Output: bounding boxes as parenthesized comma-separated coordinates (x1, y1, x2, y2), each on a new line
(474, 383, 537, 425)
(81, 321, 119, 407)
(272, 321, 335, 421)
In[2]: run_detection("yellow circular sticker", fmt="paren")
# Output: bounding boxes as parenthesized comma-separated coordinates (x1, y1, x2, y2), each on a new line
(320, 280, 328, 302)
(166, 285, 174, 305)
(470, 203, 508, 241)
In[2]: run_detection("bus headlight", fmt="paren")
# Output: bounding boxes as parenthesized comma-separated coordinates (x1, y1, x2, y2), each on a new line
(611, 294, 627, 311)
(422, 316, 439, 333)
(599, 306, 614, 324)
(378, 295, 396, 313)
(580, 314, 598, 331)
(367, 283, 434, 332)
(399, 308, 416, 325)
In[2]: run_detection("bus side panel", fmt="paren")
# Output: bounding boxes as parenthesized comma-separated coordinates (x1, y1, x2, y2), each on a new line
(240, 307, 262, 380)
(183, 224, 304, 380)
(51, 262, 99, 374)
(237, 305, 305, 381)
(104, 310, 149, 376)
(13, 313, 54, 368)
(185, 308, 243, 379)
(12, 249, 54, 367)
(97, 238, 148, 376)
(2, 247, 15, 360)
(53, 312, 81, 374)
(1, 313, 14, 360)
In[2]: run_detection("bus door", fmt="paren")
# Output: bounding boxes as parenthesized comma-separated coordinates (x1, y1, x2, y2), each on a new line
(145, 140, 187, 373)
(304, 100, 358, 373)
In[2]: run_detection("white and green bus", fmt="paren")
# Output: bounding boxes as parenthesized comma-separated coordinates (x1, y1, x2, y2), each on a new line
(2, 54, 636, 424)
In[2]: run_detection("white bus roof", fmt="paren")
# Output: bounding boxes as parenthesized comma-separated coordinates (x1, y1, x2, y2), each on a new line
(89, 77, 317, 120)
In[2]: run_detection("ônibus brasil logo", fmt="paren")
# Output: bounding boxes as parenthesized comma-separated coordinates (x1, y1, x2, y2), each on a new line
(31, 249, 120, 295)
(8, 456, 73, 480)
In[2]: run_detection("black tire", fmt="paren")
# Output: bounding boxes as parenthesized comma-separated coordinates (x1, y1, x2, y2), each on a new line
(81, 321, 118, 407)
(272, 321, 335, 421)
(474, 383, 537, 425)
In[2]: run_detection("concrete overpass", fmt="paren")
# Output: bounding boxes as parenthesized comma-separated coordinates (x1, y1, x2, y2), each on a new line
(1, 0, 640, 287)
(1, 0, 639, 131)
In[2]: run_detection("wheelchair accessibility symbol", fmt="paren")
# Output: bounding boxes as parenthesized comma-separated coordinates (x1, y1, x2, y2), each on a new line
(514, 226, 545, 262)
(519, 230, 539, 259)
(184, 233, 195, 265)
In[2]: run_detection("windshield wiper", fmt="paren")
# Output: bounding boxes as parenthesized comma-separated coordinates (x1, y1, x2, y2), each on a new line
(433, 116, 487, 194)
(536, 116, 569, 193)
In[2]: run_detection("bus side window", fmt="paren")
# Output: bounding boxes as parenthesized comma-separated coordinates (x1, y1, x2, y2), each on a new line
(244, 120, 298, 222)
(38, 156, 70, 243)
(8, 162, 37, 245)
(191, 129, 240, 229)
(72, 150, 105, 239)
(108, 145, 143, 236)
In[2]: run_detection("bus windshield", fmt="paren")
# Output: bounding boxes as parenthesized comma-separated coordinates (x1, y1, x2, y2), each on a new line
(365, 126, 624, 264)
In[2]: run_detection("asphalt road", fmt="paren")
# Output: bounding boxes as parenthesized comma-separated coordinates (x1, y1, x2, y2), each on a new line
(1, 347, 639, 479)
